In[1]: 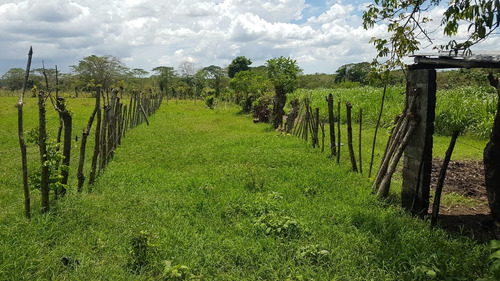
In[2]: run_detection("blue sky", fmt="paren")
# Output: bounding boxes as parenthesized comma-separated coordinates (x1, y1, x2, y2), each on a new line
(0, 0, 499, 77)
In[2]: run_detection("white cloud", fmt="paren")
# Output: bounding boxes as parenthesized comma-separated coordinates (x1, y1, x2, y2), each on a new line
(0, 0, 498, 76)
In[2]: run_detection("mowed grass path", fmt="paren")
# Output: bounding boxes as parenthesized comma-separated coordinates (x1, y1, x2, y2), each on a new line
(0, 99, 487, 280)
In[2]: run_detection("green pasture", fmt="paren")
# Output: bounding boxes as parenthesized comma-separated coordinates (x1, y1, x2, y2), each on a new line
(0, 93, 491, 280)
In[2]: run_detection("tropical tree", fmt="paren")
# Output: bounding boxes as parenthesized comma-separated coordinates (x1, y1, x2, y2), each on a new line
(228, 56, 252, 78)
(71, 55, 128, 91)
(266, 56, 301, 128)
(193, 69, 207, 99)
(152, 66, 176, 95)
(2, 68, 26, 90)
(203, 65, 226, 97)
(334, 62, 371, 85)
(230, 70, 272, 113)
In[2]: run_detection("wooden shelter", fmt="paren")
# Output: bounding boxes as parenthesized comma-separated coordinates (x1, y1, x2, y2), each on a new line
(402, 52, 500, 216)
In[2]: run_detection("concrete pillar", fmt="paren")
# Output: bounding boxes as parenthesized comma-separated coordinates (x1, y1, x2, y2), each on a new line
(401, 68, 436, 217)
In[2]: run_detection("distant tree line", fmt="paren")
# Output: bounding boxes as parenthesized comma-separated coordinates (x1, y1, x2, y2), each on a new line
(1, 55, 495, 126)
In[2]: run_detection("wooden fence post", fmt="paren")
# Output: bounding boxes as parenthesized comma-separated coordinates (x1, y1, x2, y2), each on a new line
(327, 94, 336, 156)
(346, 102, 358, 172)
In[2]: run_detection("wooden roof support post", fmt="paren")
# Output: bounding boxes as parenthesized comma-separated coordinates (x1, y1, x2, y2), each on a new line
(401, 68, 436, 217)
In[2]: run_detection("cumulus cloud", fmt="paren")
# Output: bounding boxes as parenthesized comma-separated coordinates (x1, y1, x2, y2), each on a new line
(0, 0, 498, 76)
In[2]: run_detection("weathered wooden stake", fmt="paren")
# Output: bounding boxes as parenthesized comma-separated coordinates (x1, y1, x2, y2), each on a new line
(89, 89, 101, 185)
(77, 92, 99, 192)
(337, 99, 341, 164)
(327, 94, 336, 156)
(346, 102, 357, 172)
(359, 108, 363, 174)
(58, 97, 72, 197)
(17, 46, 33, 219)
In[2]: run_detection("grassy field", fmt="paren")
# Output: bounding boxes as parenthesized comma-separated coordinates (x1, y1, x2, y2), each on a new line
(0, 96, 490, 280)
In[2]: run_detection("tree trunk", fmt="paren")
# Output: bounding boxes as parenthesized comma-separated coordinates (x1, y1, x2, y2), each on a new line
(272, 86, 287, 129)
(485, 74, 500, 223)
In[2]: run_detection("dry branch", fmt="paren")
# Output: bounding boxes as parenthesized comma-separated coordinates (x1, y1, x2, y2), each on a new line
(369, 84, 387, 177)
(430, 131, 459, 227)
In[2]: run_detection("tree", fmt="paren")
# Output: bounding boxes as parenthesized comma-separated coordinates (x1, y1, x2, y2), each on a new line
(228, 56, 252, 78)
(203, 65, 226, 97)
(193, 69, 207, 99)
(152, 66, 176, 95)
(230, 70, 272, 113)
(334, 62, 371, 85)
(266, 57, 301, 128)
(2, 68, 26, 90)
(71, 55, 128, 91)
(363, 0, 500, 69)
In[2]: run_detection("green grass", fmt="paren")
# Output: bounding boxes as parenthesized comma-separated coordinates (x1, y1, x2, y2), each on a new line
(0, 97, 490, 280)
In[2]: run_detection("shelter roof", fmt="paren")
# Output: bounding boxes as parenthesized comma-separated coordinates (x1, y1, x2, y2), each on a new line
(409, 51, 500, 69)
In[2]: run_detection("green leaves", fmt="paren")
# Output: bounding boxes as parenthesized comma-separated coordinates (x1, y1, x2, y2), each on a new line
(363, 0, 500, 70)
(266, 56, 301, 94)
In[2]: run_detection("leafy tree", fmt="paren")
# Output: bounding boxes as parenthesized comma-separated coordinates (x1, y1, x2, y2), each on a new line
(230, 70, 272, 113)
(152, 66, 176, 95)
(71, 55, 128, 91)
(203, 65, 226, 97)
(177, 61, 196, 98)
(334, 62, 371, 85)
(363, 0, 500, 69)
(266, 57, 301, 128)
(193, 69, 207, 99)
(228, 56, 252, 78)
(2, 68, 26, 90)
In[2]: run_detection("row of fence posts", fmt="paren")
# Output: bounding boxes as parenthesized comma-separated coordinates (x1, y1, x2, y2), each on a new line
(17, 49, 163, 218)
(78, 88, 163, 193)
(287, 94, 366, 174)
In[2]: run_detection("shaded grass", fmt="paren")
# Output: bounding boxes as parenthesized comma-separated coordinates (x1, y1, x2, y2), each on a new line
(0, 99, 488, 280)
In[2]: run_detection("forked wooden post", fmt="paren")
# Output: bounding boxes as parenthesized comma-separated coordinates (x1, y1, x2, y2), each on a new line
(401, 69, 436, 217)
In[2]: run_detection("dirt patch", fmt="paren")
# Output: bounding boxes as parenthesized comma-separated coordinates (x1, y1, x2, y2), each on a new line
(430, 158, 496, 241)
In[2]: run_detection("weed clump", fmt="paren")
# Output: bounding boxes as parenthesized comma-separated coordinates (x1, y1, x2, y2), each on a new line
(254, 211, 306, 239)
(128, 231, 152, 274)
(295, 244, 330, 266)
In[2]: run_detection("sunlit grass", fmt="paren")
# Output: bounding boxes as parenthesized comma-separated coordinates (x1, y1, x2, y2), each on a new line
(0, 98, 489, 280)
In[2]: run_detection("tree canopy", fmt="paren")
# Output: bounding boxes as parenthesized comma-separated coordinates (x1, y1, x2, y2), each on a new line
(363, 0, 500, 69)
(1, 68, 26, 90)
(228, 56, 252, 78)
(71, 55, 127, 90)
(266, 56, 301, 95)
(334, 62, 371, 85)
